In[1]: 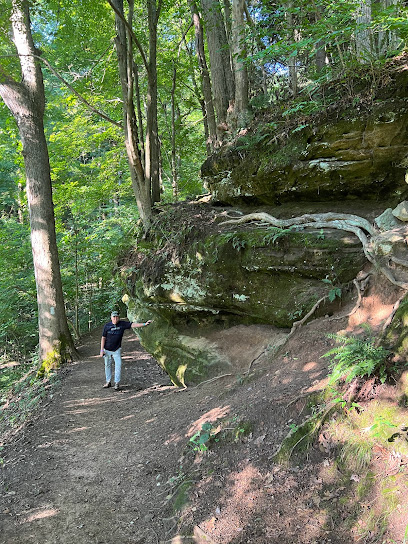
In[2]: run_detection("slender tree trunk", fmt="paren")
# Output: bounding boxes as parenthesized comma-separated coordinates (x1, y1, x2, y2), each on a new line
(111, 0, 152, 228)
(231, 0, 248, 125)
(243, 3, 268, 96)
(0, 0, 77, 367)
(133, 62, 145, 169)
(223, 0, 232, 41)
(201, 0, 234, 129)
(146, 0, 161, 204)
(189, 0, 218, 152)
(170, 61, 178, 200)
(286, 1, 297, 96)
(315, 41, 326, 72)
(17, 181, 24, 224)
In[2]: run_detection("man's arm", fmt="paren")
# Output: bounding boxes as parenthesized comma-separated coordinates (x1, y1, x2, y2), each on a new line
(100, 335, 106, 357)
(131, 320, 153, 329)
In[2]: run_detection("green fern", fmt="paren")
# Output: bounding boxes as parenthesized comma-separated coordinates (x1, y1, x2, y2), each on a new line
(323, 331, 390, 385)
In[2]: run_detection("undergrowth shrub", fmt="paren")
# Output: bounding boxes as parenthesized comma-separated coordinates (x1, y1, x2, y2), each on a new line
(323, 329, 390, 385)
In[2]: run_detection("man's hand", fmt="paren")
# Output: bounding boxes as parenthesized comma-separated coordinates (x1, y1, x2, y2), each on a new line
(100, 349, 105, 357)
(144, 320, 153, 326)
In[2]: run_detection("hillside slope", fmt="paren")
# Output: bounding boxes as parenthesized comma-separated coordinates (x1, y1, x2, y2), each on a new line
(1, 274, 407, 544)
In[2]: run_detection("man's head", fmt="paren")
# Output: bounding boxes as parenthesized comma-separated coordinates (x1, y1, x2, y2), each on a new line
(111, 311, 120, 322)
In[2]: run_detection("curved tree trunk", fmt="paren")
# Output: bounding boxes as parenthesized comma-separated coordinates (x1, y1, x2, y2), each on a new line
(111, 0, 153, 228)
(0, 0, 77, 367)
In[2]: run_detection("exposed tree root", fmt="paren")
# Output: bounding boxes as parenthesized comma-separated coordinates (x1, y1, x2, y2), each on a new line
(329, 271, 373, 321)
(219, 211, 408, 289)
(390, 255, 408, 268)
(178, 373, 233, 392)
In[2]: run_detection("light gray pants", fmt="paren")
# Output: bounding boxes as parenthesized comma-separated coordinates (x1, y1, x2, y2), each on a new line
(104, 348, 122, 384)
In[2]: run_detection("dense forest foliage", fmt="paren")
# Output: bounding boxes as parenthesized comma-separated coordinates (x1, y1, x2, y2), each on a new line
(1, 0, 408, 381)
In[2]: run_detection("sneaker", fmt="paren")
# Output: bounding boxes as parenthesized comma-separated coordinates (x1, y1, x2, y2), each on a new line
(114, 383, 120, 391)
(103, 382, 111, 388)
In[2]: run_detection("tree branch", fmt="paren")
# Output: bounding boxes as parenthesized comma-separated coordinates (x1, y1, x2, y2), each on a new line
(35, 56, 122, 128)
(107, 0, 149, 72)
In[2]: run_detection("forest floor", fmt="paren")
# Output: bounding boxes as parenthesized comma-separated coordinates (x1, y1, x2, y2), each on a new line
(1, 278, 408, 544)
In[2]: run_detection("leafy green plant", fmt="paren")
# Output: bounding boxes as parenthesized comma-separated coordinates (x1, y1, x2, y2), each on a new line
(288, 422, 299, 434)
(323, 330, 390, 385)
(322, 277, 342, 302)
(262, 226, 294, 245)
(232, 420, 252, 441)
(189, 422, 218, 452)
(329, 287, 342, 302)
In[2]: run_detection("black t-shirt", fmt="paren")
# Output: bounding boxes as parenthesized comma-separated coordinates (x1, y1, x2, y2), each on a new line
(102, 320, 132, 351)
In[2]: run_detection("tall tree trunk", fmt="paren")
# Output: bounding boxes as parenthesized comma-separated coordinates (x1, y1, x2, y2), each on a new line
(133, 62, 145, 169)
(355, 0, 372, 61)
(170, 61, 178, 200)
(110, 0, 152, 228)
(286, 1, 297, 96)
(201, 0, 234, 129)
(243, 3, 268, 96)
(231, 0, 248, 125)
(146, 0, 161, 204)
(223, 0, 232, 41)
(315, 40, 326, 72)
(0, 0, 77, 368)
(189, 0, 218, 152)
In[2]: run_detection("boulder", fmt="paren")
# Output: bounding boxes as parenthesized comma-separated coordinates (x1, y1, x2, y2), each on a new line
(392, 201, 408, 221)
(375, 208, 403, 231)
(123, 213, 366, 386)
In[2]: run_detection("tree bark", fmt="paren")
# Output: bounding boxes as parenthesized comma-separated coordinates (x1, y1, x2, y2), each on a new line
(170, 61, 178, 200)
(231, 0, 248, 124)
(355, 0, 372, 62)
(146, 0, 161, 204)
(133, 61, 145, 169)
(110, 0, 152, 228)
(0, 0, 77, 367)
(286, 1, 298, 96)
(189, 0, 218, 152)
(223, 0, 232, 41)
(201, 0, 234, 129)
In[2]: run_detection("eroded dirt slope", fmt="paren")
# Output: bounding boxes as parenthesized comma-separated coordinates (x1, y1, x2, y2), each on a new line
(1, 281, 407, 544)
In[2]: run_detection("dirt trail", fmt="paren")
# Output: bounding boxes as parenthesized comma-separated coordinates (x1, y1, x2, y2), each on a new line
(0, 299, 402, 544)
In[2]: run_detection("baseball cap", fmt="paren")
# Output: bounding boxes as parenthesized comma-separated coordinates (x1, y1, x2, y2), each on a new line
(111, 311, 119, 317)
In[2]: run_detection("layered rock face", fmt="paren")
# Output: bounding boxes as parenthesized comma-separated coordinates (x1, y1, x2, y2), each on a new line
(202, 73, 408, 206)
(124, 208, 370, 386)
(123, 68, 408, 386)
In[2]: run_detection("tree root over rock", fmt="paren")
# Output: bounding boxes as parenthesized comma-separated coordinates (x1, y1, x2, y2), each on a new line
(219, 211, 408, 289)
(219, 211, 408, 358)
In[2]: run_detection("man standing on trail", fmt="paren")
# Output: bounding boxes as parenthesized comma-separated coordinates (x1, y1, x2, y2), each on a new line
(100, 311, 152, 391)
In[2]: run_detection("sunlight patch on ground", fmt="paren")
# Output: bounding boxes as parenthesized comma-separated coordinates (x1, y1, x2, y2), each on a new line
(66, 426, 89, 434)
(164, 432, 183, 446)
(302, 361, 318, 371)
(62, 384, 176, 411)
(187, 406, 230, 437)
(22, 507, 59, 523)
(348, 295, 396, 330)
(199, 463, 262, 543)
(305, 376, 328, 393)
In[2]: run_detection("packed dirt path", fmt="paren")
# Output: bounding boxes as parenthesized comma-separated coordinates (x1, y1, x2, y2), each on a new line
(1, 305, 402, 544)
